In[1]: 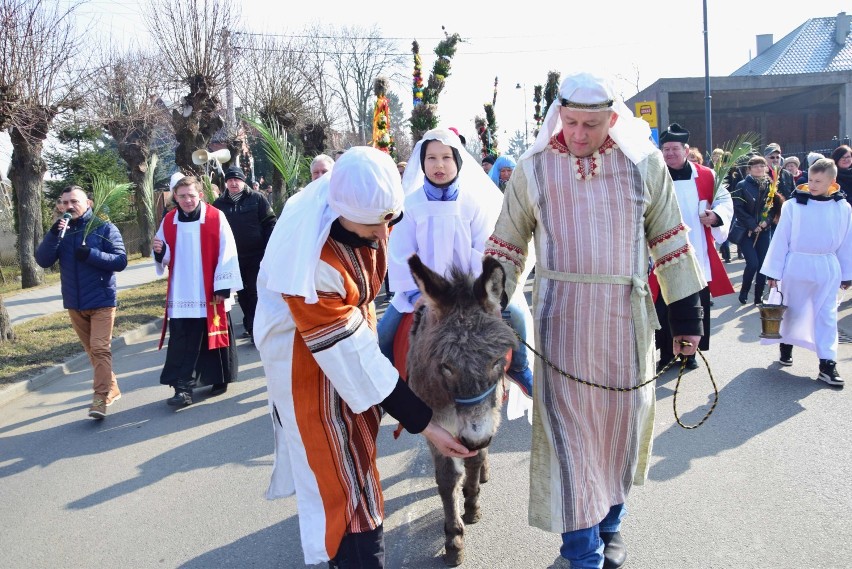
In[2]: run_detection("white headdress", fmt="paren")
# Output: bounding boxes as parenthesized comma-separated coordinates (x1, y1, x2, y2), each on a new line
(261, 146, 403, 304)
(521, 72, 656, 166)
(401, 127, 504, 220)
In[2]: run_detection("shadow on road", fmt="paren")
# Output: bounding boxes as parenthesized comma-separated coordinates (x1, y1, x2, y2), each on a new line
(650, 365, 827, 482)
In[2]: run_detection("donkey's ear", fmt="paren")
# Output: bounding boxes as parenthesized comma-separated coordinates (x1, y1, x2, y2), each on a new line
(408, 254, 453, 314)
(474, 257, 505, 313)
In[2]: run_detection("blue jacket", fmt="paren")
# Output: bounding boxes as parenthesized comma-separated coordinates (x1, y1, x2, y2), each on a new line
(35, 209, 128, 310)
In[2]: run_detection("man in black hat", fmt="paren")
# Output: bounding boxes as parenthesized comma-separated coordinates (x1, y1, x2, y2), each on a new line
(656, 123, 735, 371)
(213, 166, 277, 343)
(481, 154, 496, 174)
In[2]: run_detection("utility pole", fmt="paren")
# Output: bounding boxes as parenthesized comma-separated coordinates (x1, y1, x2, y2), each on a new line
(222, 28, 236, 133)
(702, 0, 713, 157)
(516, 83, 529, 145)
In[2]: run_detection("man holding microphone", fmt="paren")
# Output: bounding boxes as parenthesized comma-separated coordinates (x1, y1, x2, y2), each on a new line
(36, 185, 127, 419)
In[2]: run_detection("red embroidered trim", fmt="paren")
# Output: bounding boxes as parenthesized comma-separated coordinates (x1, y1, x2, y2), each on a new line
(484, 249, 523, 269)
(653, 245, 690, 269)
(648, 223, 687, 248)
(549, 135, 569, 154)
(487, 236, 523, 255)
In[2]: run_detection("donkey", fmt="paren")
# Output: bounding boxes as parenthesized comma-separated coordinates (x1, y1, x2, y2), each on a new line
(405, 254, 518, 567)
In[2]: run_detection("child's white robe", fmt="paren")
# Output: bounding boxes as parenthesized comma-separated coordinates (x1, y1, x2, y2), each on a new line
(761, 195, 852, 359)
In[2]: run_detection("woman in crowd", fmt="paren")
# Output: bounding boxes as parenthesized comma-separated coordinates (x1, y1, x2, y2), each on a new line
(732, 155, 785, 305)
(489, 154, 517, 192)
(831, 145, 852, 202)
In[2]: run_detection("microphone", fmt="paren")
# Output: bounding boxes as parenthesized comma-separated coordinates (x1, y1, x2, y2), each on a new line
(58, 212, 72, 239)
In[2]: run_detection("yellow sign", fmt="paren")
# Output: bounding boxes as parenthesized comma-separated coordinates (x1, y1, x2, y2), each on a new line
(635, 101, 658, 128)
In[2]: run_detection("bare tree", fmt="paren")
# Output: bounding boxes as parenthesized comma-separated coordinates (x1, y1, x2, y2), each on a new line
(90, 47, 169, 256)
(0, 0, 82, 288)
(322, 25, 406, 144)
(144, 0, 235, 173)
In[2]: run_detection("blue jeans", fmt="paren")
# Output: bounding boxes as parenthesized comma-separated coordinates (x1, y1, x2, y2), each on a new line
(739, 229, 771, 302)
(503, 298, 530, 372)
(377, 303, 404, 366)
(560, 504, 627, 569)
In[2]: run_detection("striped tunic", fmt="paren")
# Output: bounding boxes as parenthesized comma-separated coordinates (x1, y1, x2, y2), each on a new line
(255, 235, 398, 564)
(485, 137, 705, 533)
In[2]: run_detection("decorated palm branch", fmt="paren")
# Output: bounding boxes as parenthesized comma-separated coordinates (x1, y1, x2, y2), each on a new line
(410, 27, 463, 142)
(83, 175, 132, 246)
(372, 77, 392, 154)
(712, 132, 761, 201)
(242, 116, 301, 215)
(543, 71, 561, 112)
(533, 85, 543, 137)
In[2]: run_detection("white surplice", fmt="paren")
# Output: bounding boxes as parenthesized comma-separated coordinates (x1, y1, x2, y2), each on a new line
(153, 203, 243, 317)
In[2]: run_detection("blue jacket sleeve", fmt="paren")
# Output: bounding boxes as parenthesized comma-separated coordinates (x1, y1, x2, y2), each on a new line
(35, 232, 61, 268)
(83, 224, 128, 272)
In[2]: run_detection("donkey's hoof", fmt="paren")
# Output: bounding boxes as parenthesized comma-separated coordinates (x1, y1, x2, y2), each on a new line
(443, 547, 464, 567)
(462, 507, 481, 524)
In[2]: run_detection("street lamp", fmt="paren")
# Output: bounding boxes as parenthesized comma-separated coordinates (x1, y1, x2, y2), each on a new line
(515, 83, 529, 145)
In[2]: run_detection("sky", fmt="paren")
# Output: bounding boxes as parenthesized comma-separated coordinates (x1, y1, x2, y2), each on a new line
(1, 0, 849, 174)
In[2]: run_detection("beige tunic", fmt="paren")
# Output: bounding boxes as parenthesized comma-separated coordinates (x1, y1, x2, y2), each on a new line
(485, 138, 705, 533)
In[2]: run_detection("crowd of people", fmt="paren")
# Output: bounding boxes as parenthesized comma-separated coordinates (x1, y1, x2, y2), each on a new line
(37, 70, 852, 569)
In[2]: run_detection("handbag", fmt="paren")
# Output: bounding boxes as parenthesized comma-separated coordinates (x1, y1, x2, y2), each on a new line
(728, 219, 747, 245)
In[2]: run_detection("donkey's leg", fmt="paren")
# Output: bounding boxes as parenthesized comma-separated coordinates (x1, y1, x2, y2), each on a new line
(479, 447, 490, 483)
(462, 449, 487, 525)
(434, 454, 465, 567)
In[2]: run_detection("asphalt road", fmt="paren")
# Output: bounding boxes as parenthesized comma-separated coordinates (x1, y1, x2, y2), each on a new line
(1, 258, 850, 568)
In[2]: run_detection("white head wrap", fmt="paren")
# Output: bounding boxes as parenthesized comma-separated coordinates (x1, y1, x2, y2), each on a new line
(521, 72, 657, 166)
(169, 171, 185, 191)
(401, 127, 504, 221)
(260, 146, 404, 304)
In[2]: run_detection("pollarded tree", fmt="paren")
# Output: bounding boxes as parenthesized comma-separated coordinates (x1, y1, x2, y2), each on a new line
(144, 0, 235, 174)
(90, 47, 168, 256)
(0, 0, 82, 288)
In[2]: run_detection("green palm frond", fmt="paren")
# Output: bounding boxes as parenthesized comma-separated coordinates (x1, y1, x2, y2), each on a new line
(200, 174, 216, 204)
(140, 153, 158, 233)
(242, 115, 301, 191)
(712, 132, 761, 200)
(83, 175, 133, 245)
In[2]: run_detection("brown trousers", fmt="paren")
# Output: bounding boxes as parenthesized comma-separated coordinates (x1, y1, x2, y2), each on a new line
(68, 307, 119, 398)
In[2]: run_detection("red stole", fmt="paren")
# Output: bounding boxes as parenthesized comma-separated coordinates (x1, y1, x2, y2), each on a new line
(158, 204, 230, 350)
(649, 164, 734, 301)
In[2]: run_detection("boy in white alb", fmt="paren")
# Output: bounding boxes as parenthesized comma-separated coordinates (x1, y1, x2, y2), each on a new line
(760, 158, 852, 386)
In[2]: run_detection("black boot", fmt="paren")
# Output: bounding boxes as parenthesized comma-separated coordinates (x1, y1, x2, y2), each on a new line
(601, 531, 627, 569)
(684, 354, 699, 370)
(210, 383, 228, 397)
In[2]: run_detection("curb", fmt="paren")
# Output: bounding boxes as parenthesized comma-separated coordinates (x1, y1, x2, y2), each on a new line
(0, 318, 163, 408)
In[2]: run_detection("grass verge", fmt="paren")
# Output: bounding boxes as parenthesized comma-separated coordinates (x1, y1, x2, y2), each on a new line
(0, 253, 150, 297)
(0, 278, 166, 386)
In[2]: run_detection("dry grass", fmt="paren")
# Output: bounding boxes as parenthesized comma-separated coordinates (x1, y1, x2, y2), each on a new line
(0, 279, 166, 385)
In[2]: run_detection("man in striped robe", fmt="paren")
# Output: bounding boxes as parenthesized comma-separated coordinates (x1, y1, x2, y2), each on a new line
(254, 147, 476, 568)
(484, 73, 706, 569)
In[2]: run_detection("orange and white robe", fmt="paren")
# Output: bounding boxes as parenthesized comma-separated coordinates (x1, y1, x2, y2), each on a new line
(254, 236, 398, 565)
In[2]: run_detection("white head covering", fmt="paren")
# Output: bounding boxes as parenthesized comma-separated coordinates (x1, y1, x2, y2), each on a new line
(169, 172, 185, 191)
(401, 127, 504, 220)
(260, 146, 403, 304)
(521, 72, 656, 165)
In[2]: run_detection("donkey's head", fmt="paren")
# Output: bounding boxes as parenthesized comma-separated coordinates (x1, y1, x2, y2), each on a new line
(406, 255, 518, 451)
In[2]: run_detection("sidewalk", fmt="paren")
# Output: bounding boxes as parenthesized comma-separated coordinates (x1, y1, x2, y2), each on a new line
(4, 259, 161, 326)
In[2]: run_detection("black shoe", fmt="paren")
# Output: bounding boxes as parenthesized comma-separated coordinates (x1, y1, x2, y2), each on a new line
(167, 390, 193, 406)
(600, 531, 627, 569)
(684, 355, 700, 370)
(241, 330, 252, 339)
(210, 383, 228, 397)
(656, 358, 673, 374)
(779, 344, 793, 366)
(738, 294, 747, 305)
(818, 359, 844, 387)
